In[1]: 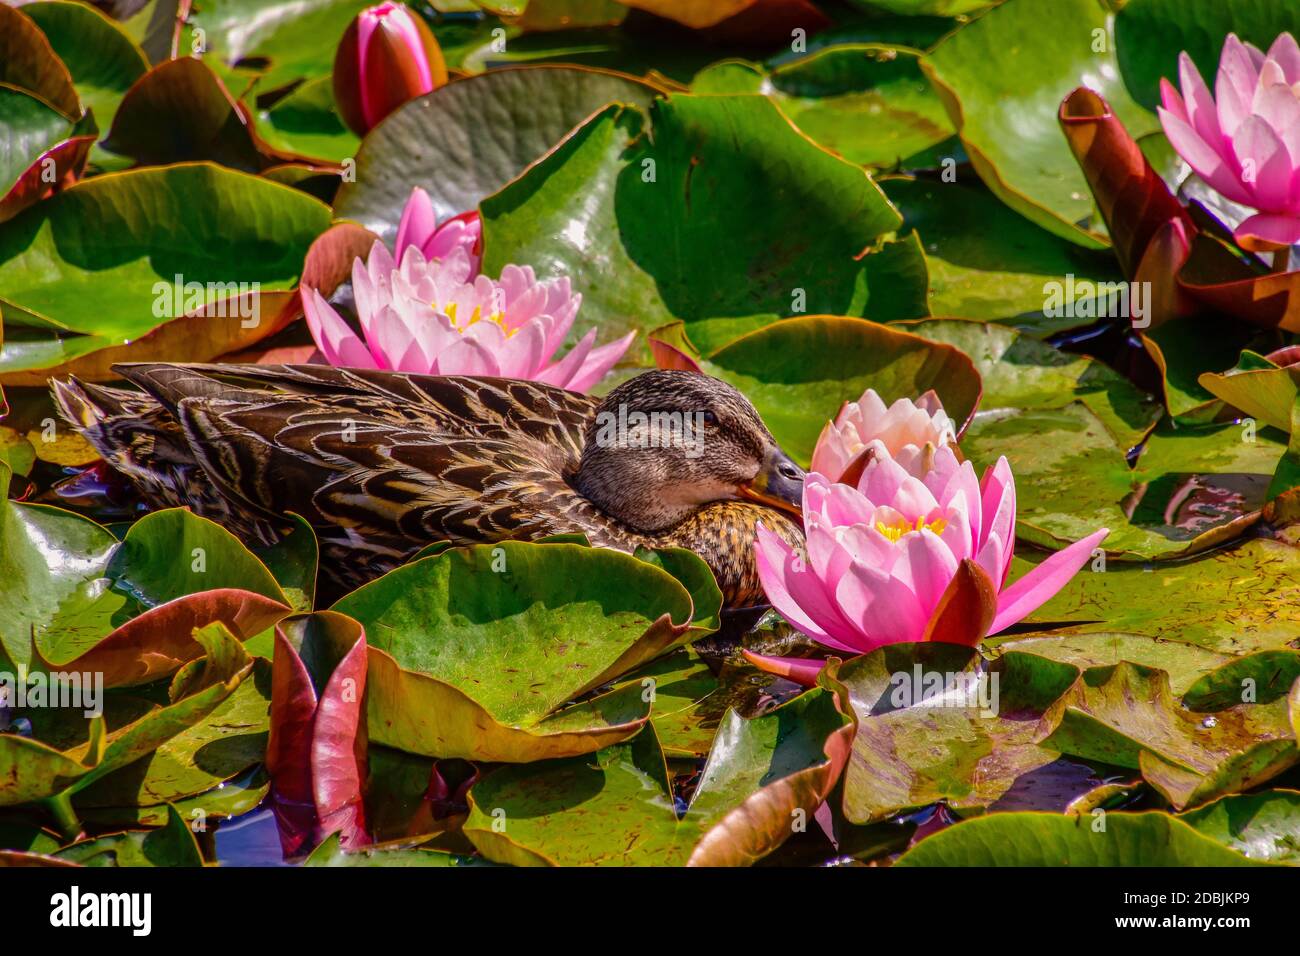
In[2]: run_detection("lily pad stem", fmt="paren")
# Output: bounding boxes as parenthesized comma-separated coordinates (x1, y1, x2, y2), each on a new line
(44, 790, 83, 843)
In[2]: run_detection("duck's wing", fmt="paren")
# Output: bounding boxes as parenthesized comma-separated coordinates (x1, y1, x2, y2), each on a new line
(62, 364, 603, 554)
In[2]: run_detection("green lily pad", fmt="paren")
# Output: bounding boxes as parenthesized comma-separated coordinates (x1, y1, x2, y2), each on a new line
(1020, 536, 1300, 654)
(22, 0, 149, 157)
(0, 2, 80, 120)
(33, 507, 287, 670)
(0, 460, 119, 673)
(697, 315, 981, 466)
(883, 178, 1128, 329)
(961, 403, 1283, 560)
(921, 0, 1159, 246)
(57, 803, 204, 867)
(335, 65, 661, 245)
(907, 317, 1161, 451)
(0, 163, 329, 377)
(252, 513, 319, 615)
(482, 93, 925, 359)
(1200, 359, 1300, 435)
(1179, 790, 1300, 865)
(81, 768, 270, 829)
(255, 76, 358, 165)
(178, 0, 372, 94)
(610, 646, 722, 757)
(895, 810, 1269, 865)
(464, 687, 852, 866)
(0, 622, 255, 811)
(992, 632, 1231, 697)
(304, 832, 485, 867)
(1115, 0, 1300, 110)
(333, 541, 714, 761)
(692, 45, 955, 170)
(1041, 662, 1297, 809)
(850, 0, 993, 14)
(1182, 651, 1300, 712)
(73, 661, 271, 811)
(832, 645, 1082, 824)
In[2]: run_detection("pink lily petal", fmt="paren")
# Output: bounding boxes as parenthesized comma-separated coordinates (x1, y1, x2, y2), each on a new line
(1159, 107, 1255, 205)
(395, 187, 437, 260)
(1234, 211, 1300, 249)
(1267, 32, 1300, 84)
(741, 650, 827, 688)
(535, 328, 596, 389)
(563, 331, 636, 393)
(304, 288, 377, 369)
(1232, 115, 1295, 209)
(990, 528, 1109, 634)
(754, 525, 862, 653)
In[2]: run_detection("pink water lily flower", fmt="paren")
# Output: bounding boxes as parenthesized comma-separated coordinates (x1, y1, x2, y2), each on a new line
(811, 388, 956, 484)
(304, 188, 634, 390)
(747, 448, 1108, 685)
(1158, 32, 1300, 251)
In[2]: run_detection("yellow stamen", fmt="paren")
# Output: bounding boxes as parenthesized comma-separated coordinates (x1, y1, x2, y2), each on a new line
(875, 515, 948, 542)
(438, 300, 513, 336)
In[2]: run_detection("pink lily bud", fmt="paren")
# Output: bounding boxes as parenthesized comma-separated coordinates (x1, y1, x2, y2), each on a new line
(333, 2, 448, 136)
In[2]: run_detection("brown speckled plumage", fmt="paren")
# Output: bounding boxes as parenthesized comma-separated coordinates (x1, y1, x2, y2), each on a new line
(53, 364, 806, 606)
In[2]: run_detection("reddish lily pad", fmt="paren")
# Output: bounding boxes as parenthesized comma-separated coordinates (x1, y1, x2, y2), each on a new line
(266, 612, 370, 856)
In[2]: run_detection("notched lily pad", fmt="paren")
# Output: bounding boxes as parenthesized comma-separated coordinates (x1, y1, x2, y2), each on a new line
(1041, 662, 1298, 809)
(333, 541, 714, 761)
(463, 687, 852, 866)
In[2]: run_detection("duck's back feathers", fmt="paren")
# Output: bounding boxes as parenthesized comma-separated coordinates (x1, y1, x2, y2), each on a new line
(56, 365, 609, 578)
(53, 364, 806, 605)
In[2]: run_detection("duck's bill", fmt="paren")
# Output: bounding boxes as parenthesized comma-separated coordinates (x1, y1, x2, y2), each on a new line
(738, 449, 804, 517)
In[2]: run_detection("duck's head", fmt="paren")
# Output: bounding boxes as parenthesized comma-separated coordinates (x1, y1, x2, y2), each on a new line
(574, 370, 804, 533)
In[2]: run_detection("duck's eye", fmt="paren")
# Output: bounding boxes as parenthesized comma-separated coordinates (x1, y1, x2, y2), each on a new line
(701, 410, 718, 426)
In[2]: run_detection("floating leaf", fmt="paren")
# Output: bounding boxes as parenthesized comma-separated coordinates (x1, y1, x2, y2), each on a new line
(0, 163, 330, 381)
(482, 94, 922, 358)
(333, 541, 711, 761)
(22, 0, 149, 155)
(464, 687, 852, 866)
(0, 622, 255, 812)
(1021, 536, 1300, 654)
(336, 65, 661, 245)
(1180, 790, 1300, 865)
(895, 810, 1268, 865)
(693, 45, 954, 170)
(57, 803, 203, 866)
(882, 178, 1126, 329)
(921, 0, 1159, 246)
(831, 644, 1081, 824)
(696, 316, 981, 466)
(1114, 0, 1300, 110)
(1041, 662, 1297, 809)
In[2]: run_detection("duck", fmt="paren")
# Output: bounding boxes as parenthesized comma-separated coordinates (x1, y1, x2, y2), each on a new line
(52, 364, 807, 607)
